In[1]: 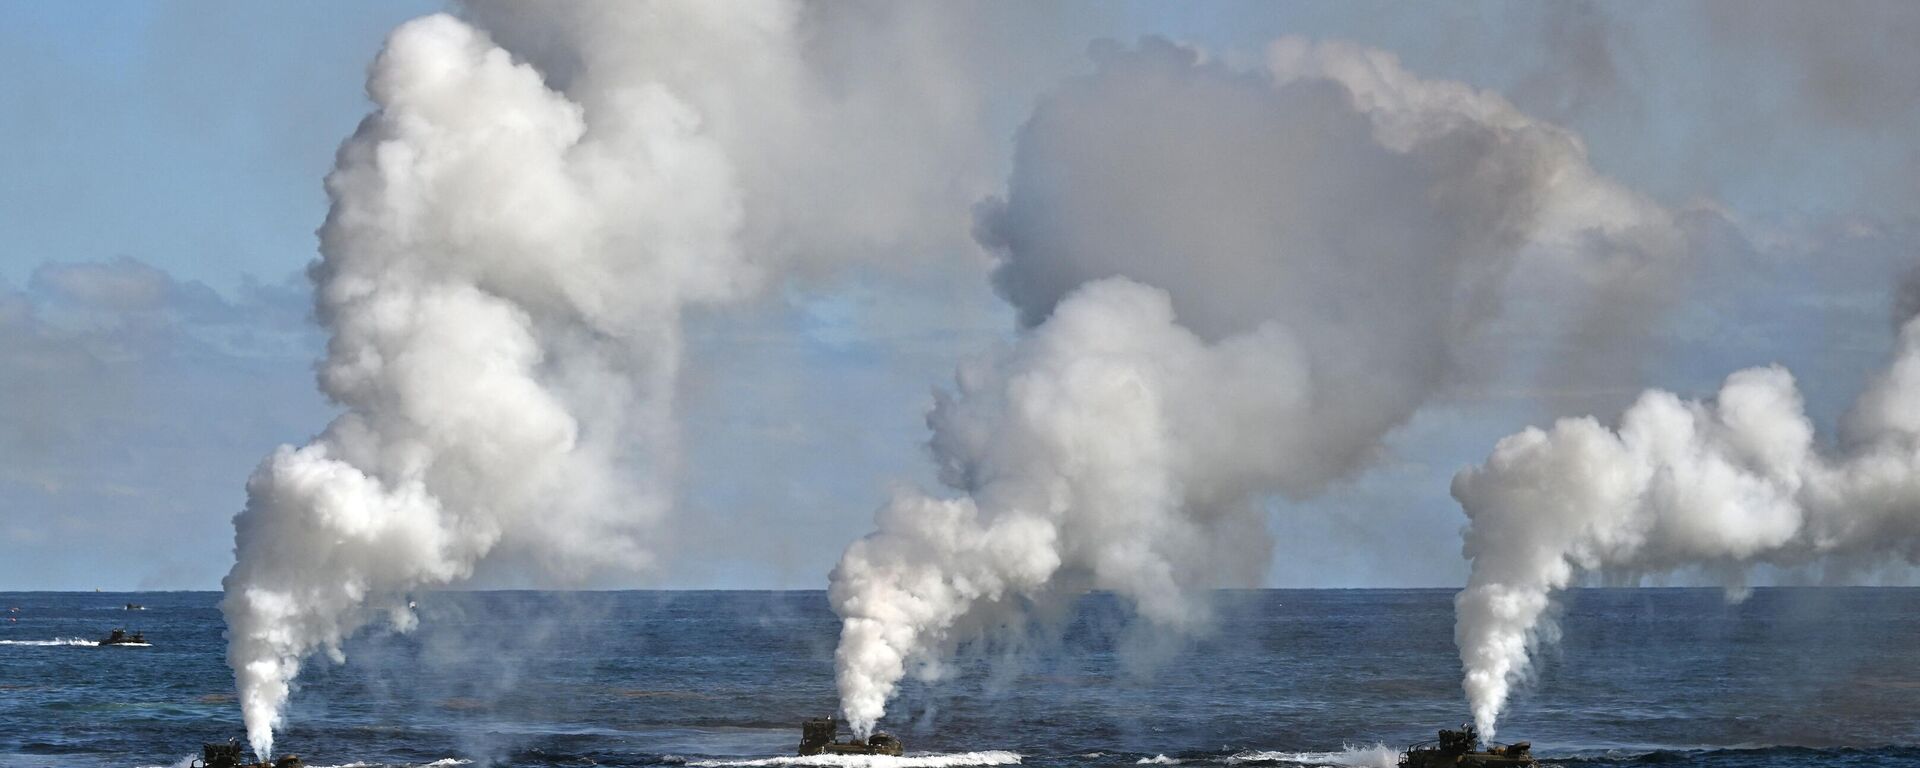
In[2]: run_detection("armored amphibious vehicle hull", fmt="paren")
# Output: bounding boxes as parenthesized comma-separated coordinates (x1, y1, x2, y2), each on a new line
(193, 740, 303, 768)
(1399, 725, 1536, 768)
(99, 628, 146, 645)
(799, 717, 904, 756)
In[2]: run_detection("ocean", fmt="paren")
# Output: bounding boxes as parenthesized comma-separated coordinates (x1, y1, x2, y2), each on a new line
(1, 589, 1916, 768)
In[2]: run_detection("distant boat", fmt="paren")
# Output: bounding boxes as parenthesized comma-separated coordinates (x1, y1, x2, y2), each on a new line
(99, 628, 147, 646)
(125, 603, 145, 611)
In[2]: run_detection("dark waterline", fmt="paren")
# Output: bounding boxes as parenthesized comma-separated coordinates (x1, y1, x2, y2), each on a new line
(2, 589, 1917, 768)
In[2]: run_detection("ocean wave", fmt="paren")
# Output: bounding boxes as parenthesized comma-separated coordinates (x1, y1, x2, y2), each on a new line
(1555, 745, 1920, 763)
(1137, 756, 1181, 765)
(685, 752, 1021, 768)
(137, 759, 467, 768)
(1223, 745, 1398, 768)
(131, 755, 195, 768)
(0, 638, 100, 646)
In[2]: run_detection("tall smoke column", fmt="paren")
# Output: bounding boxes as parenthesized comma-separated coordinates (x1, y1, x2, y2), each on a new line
(1454, 314, 1920, 741)
(221, 14, 755, 760)
(830, 37, 1684, 737)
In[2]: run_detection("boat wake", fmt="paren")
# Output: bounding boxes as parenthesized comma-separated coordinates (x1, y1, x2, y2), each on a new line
(138, 759, 471, 768)
(1223, 746, 1399, 768)
(683, 752, 1022, 768)
(0, 638, 102, 646)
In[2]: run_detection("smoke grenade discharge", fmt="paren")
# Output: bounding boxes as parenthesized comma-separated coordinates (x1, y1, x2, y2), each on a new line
(829, 37, 1681, 737)
(1454, 315, 1920, 740)
(221, 14, 752, 760)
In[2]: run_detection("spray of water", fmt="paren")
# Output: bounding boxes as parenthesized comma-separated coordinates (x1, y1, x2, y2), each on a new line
(1453, 314, 1920, 740)
(829, 37, 1683, 737)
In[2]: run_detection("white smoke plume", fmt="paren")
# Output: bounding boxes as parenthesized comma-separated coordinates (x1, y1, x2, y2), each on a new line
(829, 37, 1683, 737)
(224, 1, 1032, 758)
(220, 13, 757, 760)
(457, 0, 1013, 273)
(1453, 313, 1920, 740)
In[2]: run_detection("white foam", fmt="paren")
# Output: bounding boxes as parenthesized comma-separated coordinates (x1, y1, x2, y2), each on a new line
(1224, 745, 1398, 768)
(0, 638, 99, 646)
(687, 752, 1021, 768)
(1138, 756, 1181, 765)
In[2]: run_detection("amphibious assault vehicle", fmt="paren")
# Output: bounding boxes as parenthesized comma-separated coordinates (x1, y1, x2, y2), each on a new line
(798, 717, 904, 756)
(1399, 725, 1535, 768)
(191, 740, 303, 768)
(99, 628, 146, 646)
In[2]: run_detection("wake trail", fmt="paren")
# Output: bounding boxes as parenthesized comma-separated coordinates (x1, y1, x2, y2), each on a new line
(684, 752, 1022, 768)
(1221, 745, 1399, 768)
(0, 638, 104, 646)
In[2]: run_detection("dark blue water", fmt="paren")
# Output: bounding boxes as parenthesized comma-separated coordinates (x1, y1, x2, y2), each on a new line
(2, 589, 1917, 768)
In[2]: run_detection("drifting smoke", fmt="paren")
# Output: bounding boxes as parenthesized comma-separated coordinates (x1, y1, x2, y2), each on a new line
(1454, 312, 1920, 740)
(829, 37, 1682, 737)
(223, 2, 1017, 758)
(219, 13, 756, 760)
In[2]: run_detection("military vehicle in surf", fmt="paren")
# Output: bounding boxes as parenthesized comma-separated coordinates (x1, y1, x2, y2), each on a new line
(1399, 725, 1536, 768)
(191, 740, 303, 768)
(98, 628, 146, 646)
(798, 717, 904, 756)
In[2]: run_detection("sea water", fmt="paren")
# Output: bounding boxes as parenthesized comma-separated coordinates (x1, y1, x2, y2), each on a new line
(1, 589, 1916, 768)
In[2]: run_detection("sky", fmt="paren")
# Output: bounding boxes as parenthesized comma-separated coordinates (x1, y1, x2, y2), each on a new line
(2, 1, 1917, 591)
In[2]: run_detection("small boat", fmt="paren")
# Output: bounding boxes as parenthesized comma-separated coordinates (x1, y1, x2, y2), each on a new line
(797, 717, 904, 756)
(99, 628, 147, 646)
(125, 603, 145, 610)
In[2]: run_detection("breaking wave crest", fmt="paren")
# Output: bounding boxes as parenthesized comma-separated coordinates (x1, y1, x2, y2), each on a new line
(136, 759, 469, 768)
(0, 638, 102, 646)
(685, 752, 1021, 768)
(1224, 745, 1399, 768)
(279, 761, 470, 768)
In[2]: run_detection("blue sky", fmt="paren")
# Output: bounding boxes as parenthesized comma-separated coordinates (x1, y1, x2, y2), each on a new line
(3, 2, 1916, 590)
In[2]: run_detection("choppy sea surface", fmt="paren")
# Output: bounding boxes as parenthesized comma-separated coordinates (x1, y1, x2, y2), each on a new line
(2, 589, 1917, 768)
